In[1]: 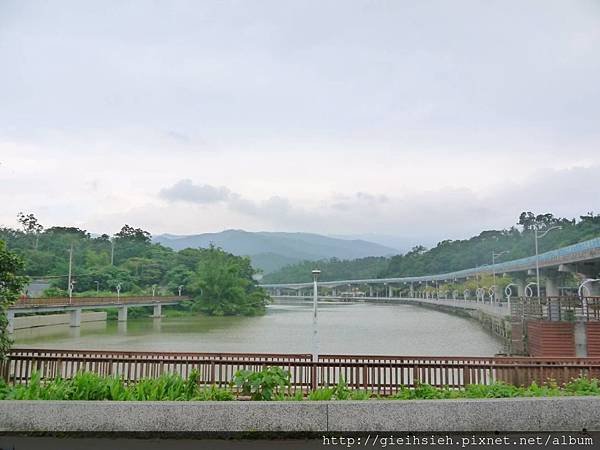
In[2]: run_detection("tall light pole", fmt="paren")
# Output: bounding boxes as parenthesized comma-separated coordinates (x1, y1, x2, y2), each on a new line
(67, 243, 73, 304)
(491, 250, 508, 289)
(110, 238, 115, 266)
(311, 269, 321, 362)
(534, 226, 562, 298)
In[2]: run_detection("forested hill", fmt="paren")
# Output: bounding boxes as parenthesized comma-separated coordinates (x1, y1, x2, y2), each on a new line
(154, 230, 397, 273)
(261, 212, 600, 284)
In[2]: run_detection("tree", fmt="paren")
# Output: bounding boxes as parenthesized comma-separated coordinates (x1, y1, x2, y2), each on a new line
(0, 240, 28, 358)
(188, 246, 269, 316)
(17, 212, 43, 249)
(115, 225, 151, 244)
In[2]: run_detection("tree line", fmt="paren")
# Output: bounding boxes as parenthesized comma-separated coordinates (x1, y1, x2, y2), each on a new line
(0, 215, 269, 317)
(262, 212, 600, 283)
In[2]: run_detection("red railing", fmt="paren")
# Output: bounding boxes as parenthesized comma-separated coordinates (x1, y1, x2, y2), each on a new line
(2, 349, 600, 394)
(11, 296, 189, 309)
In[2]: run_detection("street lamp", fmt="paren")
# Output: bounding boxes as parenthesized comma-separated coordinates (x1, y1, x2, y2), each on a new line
(311, 269, 321, 362)
(504, 283, 517, 309)
(116, 283, 122, 302)
(178, 285, 183, 296)
(491, 250, 509, 293)
(579, 279, 600, 317)
(534, 226, 562, 298)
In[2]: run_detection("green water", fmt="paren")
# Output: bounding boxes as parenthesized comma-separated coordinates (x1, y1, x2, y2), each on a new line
(13, 300, 504, 356)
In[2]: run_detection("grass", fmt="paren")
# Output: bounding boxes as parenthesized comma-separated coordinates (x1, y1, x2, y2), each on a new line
(1, 370, 599, 401)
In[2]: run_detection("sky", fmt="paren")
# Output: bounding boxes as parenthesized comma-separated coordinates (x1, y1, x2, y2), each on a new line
(1, 0, 599, 251)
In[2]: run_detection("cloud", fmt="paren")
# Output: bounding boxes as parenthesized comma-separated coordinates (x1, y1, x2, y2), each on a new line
(159, 179, 231, 204)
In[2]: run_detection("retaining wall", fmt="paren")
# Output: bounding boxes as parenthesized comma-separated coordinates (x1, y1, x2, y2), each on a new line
(13, 312, 107, 330)
(1, 397, 599, 433)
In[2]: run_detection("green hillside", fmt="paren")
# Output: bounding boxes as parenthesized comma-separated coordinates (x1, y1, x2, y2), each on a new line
(262, 212, 600, 283)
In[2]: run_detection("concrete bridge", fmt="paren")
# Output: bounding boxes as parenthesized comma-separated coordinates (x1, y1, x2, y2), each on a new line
(7, 296, 189, 333)
(261, 237, 600, 299)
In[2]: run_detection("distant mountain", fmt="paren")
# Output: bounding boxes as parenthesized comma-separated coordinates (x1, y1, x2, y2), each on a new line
(153, 230, 398, 273)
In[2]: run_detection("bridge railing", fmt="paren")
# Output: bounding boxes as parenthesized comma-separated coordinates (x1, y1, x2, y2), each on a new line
(518, 296, 600, 322)
(11, 296, 189, 308)
(2, 349, 600, 395)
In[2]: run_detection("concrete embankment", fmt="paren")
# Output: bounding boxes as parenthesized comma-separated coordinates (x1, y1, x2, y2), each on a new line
(12, 312, 107, 330)
(1, 397, 599, 433)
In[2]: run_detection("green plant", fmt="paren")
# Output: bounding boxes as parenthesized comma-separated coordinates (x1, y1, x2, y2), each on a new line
(307, 387, 334, 401)
(564, 376, 600, 395)
(232, 366, 290, 401)
(194, 385, 235, 401)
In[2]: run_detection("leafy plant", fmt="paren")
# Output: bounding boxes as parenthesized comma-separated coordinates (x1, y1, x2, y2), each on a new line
(232, 366, 290, 401)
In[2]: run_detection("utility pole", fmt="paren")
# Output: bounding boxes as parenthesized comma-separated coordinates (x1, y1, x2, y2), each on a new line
(67, 243, 73, 304)
(110, 239, 115, 265)
(534, 226, 562, 298)
(311, 269, 321, 362)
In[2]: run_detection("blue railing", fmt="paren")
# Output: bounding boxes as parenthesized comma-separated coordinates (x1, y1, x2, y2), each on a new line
(262, 237, 600, 288)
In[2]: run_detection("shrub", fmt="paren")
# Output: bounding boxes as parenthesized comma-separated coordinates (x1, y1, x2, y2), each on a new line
(194, 385, 235, 401)
(232, 366, 290, 401)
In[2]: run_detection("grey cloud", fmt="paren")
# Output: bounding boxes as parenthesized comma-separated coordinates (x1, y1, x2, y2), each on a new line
(165, 130, 192, 145)
(159, 179, 231, 204)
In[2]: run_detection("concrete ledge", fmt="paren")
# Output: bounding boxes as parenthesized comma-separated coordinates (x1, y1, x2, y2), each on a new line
(1, 397, 599, 433)
(0, 401, 327, 433)
(328, 397, 600, 431)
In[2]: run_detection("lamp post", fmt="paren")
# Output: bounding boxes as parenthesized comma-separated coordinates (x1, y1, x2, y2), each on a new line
(491, 250, 509, 293)
(534, 226, 562, 298)
(116, 283, 121, 302)
(311, 269, 321, 362)
(94, 281, 100, 293)
(67, 244, 73, 304)
(178, 285, 183, 296)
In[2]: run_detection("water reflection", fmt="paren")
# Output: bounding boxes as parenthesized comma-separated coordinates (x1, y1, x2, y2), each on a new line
(13, 300, 504, 356)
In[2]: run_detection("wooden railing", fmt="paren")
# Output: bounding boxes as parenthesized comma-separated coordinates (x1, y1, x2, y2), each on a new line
(11, 296, 189, 309)
(3, 349, 600, 395)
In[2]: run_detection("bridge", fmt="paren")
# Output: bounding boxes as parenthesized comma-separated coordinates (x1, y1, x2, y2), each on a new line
(7, 296, 190, 333)
(261, 237, 600, 299)
(261, 237, 600, 358)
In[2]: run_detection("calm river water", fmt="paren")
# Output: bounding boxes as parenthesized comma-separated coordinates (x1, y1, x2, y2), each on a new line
(13, 300, 504, 356)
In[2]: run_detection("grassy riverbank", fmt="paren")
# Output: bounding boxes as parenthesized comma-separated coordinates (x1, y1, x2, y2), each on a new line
(1, 369, 599, 402)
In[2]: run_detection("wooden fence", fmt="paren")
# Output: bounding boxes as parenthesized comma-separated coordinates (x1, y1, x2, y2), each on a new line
(3, 349, 600, 395)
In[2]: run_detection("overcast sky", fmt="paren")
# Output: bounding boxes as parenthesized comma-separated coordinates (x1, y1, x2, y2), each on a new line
(1, 0, 599, 250)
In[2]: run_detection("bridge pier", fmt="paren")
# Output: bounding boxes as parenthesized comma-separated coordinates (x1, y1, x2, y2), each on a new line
(118, 306, 128, 322)
(69, 308, 82, 328)
(6, 310, 14, 334)
(152, 304, 162, 318)
(544, 271, 561, 297)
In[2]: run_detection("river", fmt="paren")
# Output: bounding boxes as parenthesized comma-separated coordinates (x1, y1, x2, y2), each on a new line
(13, 300, 504, 356)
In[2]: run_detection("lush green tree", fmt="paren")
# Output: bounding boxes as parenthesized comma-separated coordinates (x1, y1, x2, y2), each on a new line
(188, 246, 269, 316)
(0, 240, 28, 358)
